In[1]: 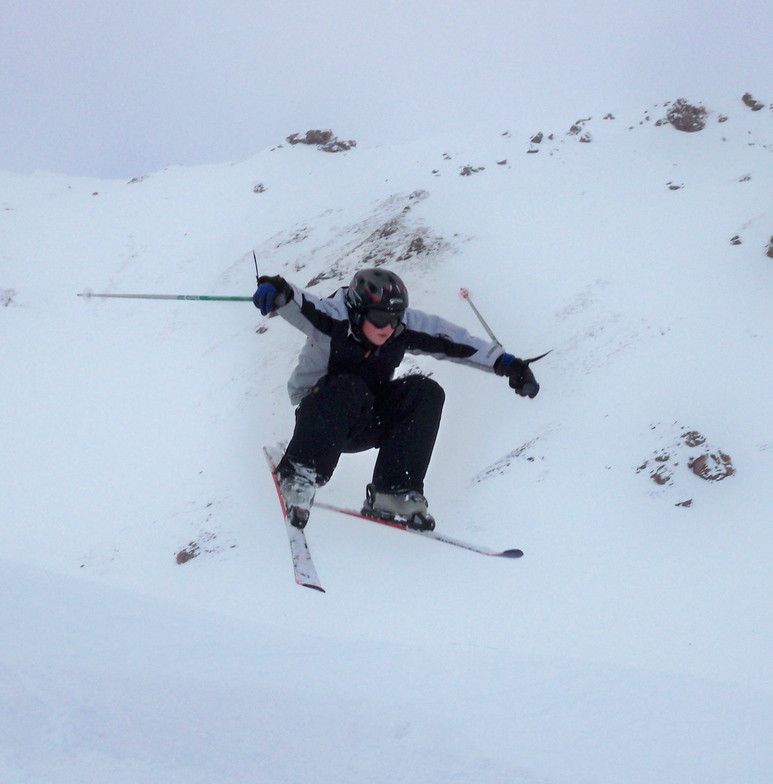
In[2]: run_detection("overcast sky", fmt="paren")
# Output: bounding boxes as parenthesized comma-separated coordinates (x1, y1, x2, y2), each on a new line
(3, 0, 771, 179)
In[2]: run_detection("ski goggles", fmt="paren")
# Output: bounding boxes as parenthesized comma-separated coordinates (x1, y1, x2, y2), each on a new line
(364, 309, 403, 329)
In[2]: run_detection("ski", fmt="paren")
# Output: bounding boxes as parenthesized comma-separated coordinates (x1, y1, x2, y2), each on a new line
(314, 500, 523, 558)
(263, 447, 325, 593)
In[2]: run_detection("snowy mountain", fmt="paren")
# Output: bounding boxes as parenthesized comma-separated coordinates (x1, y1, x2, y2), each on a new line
(2, 94, 773, 783)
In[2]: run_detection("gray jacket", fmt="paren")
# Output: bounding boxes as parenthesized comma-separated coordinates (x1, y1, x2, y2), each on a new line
(277, 283, 505, 405)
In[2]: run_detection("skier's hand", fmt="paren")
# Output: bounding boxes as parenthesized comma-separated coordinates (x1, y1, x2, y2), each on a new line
(253, 275, 293, 315)
(495, 353, 540, 398)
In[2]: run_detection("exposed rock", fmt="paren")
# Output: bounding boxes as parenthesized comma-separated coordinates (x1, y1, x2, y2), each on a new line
(689, 452, 735, 481)
(651, 465, 674, 485)
(666, 99, 708, 132)
(682, 431, 706, 448)
(286, 130, 357, 152)
(409, 189, 430, 202)
(567, 118, 591, 135)
(176, 542, 199, 564)
(768, 237, 773, 259)
(397, 236, 427, 260)
(742, 92, 765, 111)
(638, 425, 735, 491)
(320, 139, 357, 153)
(174, 530, 227, 564)
(287, 129, 332, 145)
(638, 450, 676, 486)
(284, 191, 456, 289)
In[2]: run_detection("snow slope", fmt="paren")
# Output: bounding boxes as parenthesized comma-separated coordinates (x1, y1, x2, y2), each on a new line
(2, 96, 773, 782)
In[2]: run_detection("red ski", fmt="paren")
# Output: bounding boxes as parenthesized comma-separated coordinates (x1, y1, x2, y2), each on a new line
(314, 501, 523, 558)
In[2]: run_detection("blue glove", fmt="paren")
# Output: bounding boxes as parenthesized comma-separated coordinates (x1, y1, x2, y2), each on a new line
(253, 282, 277, 315)
(495, 353, 540, 399)
(253, 275, 293, 315)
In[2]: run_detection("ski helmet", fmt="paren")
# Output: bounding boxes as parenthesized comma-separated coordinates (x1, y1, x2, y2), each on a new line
(345, 268, 409, 315)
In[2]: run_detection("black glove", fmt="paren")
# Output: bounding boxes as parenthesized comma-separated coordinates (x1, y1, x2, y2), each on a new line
(495, 353, 540, 398)
(253, 275, 293, 315)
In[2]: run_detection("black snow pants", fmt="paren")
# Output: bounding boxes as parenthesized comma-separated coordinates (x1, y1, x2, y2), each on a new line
(278, 373, 445, 493)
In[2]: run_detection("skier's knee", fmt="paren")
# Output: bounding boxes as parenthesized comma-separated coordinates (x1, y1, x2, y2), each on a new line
(405, 374, 445, 407)
(423, 376, 445, 404)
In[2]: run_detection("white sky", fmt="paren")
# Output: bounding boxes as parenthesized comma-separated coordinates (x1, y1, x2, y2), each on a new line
(2, 0, 771, 179)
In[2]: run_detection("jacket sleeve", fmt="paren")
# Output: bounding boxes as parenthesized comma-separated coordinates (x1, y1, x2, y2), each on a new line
(275, 283, 350, 336)
(402, 308, 505, 371)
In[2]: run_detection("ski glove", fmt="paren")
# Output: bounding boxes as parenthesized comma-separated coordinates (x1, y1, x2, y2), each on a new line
(253, 275, 293, 315)
(495, 353, 540, 398)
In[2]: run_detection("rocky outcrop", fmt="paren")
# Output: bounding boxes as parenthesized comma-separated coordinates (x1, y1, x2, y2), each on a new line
(666, 99, 708, 132)
(286, 130, 357, 152)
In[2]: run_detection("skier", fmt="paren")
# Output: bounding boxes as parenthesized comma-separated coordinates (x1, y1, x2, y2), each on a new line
(254, 268, 539, 531)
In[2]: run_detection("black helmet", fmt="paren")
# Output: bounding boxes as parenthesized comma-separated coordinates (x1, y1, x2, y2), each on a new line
(345, 268, 409, 314)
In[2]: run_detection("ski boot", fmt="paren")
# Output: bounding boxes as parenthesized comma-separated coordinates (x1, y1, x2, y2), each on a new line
(277, 462, 318, 529)
(362, 484, 436, 531)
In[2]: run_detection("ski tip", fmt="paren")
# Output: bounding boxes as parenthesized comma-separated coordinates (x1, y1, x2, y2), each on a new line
(302, 583, 326, 593)
(499, 548, 524, 558)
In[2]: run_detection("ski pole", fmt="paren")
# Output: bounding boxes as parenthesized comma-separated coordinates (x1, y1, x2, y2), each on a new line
(79, 251, 262, 304)
(459, 287, 501, 345)
(459, 287, 552, 365)
(78, 290, 252, 302)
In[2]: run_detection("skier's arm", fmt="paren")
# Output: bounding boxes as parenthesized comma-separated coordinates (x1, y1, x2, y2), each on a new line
(403, 308, 504, 369)
(253, 276, 347, 337)
(404, 309, 540, 398)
